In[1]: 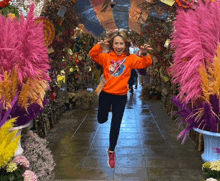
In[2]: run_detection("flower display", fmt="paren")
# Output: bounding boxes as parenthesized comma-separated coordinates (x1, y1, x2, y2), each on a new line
(22, 131, 56, 181)
(0, 4, 51, 126)
(0, 4, 50, 83)
(173, 44, 220, 143)
(0, 139, 37, 180)
(169, 0, 220, 143)
(169, 0, 220, 103)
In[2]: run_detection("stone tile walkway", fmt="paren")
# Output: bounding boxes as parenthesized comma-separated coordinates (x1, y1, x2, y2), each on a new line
(47, 86, 206, 181)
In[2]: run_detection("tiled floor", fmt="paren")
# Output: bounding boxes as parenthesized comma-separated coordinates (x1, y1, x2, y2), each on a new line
(47, 86, 206, 181)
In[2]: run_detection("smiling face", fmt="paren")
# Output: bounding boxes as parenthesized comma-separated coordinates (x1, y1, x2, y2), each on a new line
(113, 36, 126, 56)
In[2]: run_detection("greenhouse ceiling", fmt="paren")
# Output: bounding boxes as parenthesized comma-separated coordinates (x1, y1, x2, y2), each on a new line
(75, 0, 170, 37)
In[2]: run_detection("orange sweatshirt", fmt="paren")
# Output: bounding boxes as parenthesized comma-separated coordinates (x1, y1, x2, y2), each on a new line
(89, 44, 152, 95)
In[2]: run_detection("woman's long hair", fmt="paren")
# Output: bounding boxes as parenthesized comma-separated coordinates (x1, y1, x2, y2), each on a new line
(106, 30, 131, 56)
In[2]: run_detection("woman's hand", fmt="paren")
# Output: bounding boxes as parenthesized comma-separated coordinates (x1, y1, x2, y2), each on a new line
(139, 44, 153, 56)
(98, 40, 109, 51)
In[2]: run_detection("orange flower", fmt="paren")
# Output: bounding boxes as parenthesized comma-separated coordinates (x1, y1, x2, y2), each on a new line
(8, 13, 16, 20)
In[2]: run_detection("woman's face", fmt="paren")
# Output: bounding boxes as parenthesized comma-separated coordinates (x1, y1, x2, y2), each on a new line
(113, 36, 126, 56)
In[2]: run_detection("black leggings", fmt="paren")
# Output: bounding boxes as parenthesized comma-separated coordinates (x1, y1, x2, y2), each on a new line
(98, 91, 127, 151)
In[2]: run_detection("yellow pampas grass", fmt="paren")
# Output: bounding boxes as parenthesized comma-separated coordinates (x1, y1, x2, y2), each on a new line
(200, 44, 220, 101)
(19, 77, 49, 108)
(0, 117, 20, 169)
(0, 69, 20, 110)
(0, 69, 49, 110)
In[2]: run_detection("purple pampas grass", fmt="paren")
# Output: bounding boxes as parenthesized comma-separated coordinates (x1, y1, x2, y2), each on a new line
(10, 99, 49, 126)
(0, 94, 18, 128)
(170, 1, 220, 103)
(172, 94, 220, 143)
(210, 94, 220, 116)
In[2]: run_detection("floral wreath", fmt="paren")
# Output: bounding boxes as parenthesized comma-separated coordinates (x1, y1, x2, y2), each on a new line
(34, 17, 55, 47)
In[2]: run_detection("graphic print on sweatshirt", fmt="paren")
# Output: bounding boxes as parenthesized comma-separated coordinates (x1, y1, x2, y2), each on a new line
(109, 59, 126, 77)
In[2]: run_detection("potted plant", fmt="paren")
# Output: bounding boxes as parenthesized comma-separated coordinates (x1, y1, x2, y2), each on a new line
(169, 0, 220, 162)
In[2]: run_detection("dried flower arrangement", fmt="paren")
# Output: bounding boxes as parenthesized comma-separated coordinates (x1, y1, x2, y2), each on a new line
(21, 131, 56, 181)
(71, 90, 98, 110)
(141, 84, 161, 100)
(0, 4, 51, 126)
(169, 0, 220, 143)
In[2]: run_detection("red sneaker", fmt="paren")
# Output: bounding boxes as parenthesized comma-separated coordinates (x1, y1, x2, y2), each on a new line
(107, 149, 116, 168)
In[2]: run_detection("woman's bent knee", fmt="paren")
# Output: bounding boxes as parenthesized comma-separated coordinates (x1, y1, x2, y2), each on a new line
(98, 119, 107, 124)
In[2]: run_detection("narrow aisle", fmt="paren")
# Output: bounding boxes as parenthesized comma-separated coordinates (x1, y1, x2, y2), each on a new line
(48, 85, 206, 181)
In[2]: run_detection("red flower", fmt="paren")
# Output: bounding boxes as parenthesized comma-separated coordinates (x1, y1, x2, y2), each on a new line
(76, 74, 81, 78)
(0, 0, 10, 8)
(50, 91, 56, 100)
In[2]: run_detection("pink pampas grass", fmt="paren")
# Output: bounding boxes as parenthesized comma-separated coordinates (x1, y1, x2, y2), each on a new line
(169, 1, 220, 103)
(0, 3, 50, 83)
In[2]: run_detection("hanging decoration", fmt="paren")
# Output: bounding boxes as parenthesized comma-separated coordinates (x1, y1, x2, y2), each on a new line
(35, 17, 55, 47)
(10, 0, 45, 17)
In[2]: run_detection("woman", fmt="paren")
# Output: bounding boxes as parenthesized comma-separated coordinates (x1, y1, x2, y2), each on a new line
(128, 69, 138, 93)
(89, 30, 153, 168)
